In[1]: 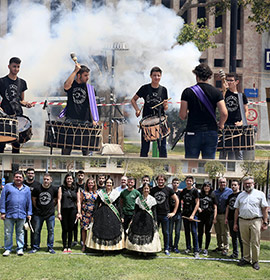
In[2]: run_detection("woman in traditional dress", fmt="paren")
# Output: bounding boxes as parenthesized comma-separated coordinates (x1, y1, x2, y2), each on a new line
(78, 177, 98, 252)
(57, 173, 80, 253)
(197, 181, 217, 257)
(126, 183, 161, 253)
(85, 177, 125, 251)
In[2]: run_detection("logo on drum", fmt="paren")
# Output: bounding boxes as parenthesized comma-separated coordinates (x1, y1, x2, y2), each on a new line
(226, 95, 239, 112)
(72, 87, 87, 104)
(154, 191, 166, 204)
(39, 192, 52, 205)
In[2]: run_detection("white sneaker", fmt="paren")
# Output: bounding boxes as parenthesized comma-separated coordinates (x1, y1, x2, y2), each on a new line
(17, 249, 24, 256)
(3, 250, 10, 256)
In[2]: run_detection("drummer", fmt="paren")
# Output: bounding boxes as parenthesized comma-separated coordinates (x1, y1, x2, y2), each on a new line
(61, 63, 97, 156)
(219, 73, 248, 160)
(131, 66, 168, 157)
(0, 57, 33, 153)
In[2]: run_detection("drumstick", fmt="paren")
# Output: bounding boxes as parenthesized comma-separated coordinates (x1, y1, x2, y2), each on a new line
(70, 52, 78, 64)
(182, 216, 201, 222)
(151, 98, 171, 109)
(218, 69, 228, 96)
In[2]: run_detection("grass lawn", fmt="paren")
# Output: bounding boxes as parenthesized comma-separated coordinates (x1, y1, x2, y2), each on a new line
(0, 219, 269, 280)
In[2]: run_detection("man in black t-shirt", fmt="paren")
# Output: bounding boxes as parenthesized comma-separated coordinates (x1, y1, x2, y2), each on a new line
(131, 67, 169, 157)
(179, 176, 200, 257)
(225, 180, 243, 258)
(23, 168, 42, 250)
(219, 73, 249, 160)
(29, 174, 58, 254)
(62, 63, 96, 156)
(180, 63, 228, 159)
(0, 57, 34, 154)
(150, 174, 179, 256)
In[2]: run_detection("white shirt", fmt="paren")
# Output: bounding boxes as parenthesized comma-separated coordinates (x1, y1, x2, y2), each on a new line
(234, 188, 268, 219)
(115, 185, 127, 193)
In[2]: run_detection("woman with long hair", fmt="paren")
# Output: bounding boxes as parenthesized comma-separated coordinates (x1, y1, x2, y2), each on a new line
(126, 183, 161, 254)
(85, 177, 125, 251)
(78, 177, 97, 252)
(57, 173, 80, 253)
(197, 181, 217, 256)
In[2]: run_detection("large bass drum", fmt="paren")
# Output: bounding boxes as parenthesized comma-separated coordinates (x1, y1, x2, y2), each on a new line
(44, 121, 102, 151)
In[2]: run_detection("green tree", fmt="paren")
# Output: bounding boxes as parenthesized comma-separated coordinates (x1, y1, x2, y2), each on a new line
(241, 161, 268, 187)
(205, 161, 226, 187)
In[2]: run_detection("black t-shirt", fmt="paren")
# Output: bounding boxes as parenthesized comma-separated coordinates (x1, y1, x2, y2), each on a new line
(181, 83, 223, 132)
(0, 75, 27, 116)
(169, 190, 181, 214)
(60, 185, 78, 209)
(199, 192, 217, 215)
(23, 180, 42, 193)
(136, 83, 168, 118)
(226, 192, 241, 220)
(179, 187, 199, 216)
(65, 80, 92, 122)
(32, 185, 58, 219)
(224, 90, 248, 125)
(150, 186, 175, 216)
(76, 182, 85, 192)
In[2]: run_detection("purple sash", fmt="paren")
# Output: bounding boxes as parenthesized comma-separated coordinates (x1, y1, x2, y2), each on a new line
(59, 84, 99, 122)
(190, 85, 216, 121)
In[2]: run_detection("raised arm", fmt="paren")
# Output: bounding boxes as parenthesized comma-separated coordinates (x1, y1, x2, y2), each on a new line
(64, 63, 81, 91)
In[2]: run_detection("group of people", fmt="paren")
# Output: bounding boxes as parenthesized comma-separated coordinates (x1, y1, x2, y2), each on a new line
(0, 169, 268, 270)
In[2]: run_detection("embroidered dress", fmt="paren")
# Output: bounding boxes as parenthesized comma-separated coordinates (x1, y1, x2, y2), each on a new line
(126, 194, 161, 253)
(80, 190, 97, 230)
(85, 189, 125, 250)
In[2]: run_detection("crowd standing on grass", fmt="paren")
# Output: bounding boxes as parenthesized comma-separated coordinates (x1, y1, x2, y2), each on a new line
(0, 170, 269, 270)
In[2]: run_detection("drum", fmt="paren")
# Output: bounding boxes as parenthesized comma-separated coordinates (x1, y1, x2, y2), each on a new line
(44, 121, 102, 151)
(0, 117, 18, 143)
(217, 125, 255, 151)
(140, 115, 170, 142)
(17, 115, 33, 144)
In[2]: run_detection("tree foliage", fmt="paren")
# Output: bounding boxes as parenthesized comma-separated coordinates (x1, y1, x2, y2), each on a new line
(205, 161, 226, 180)
(177, 18, 222, 51)
(241, 161, 268, 187)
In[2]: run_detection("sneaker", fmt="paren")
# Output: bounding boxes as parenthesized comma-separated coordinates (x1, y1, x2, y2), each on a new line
(184, 249, 191, 254)
(67, 248, 72, 253)
(229, 253, 238, 259)
(17, 249, 24, 256)
(202, 249, 208, 257)
(164, 250, 170, 256)
(63, 248, 68, 253)
(28, 249, 38, 254)
(194, 252, 200, 259)
(47, 248, 56, 254)
(212, 247, 222, 252)
(222, 249, 228, 256)
(3, 250, 10, 257)
(71, 241, 78, 247)
(237, 259, 250, 266)
(252, 262, 260, 270)
(174, 248, 180, 254)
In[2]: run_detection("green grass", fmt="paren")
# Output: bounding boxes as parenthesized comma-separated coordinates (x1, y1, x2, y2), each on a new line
(0, 219, 269, 280)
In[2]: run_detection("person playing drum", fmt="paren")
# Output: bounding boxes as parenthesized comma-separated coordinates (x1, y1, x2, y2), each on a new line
(131, 66, 168, 157)
(61, 63, 98, 156)
(0, 57, 33, 153)
(219, 73, 248, 160)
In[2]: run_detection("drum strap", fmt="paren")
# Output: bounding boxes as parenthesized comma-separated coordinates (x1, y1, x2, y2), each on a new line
(237, 93, 248, 127)
(190, 85, 216, 121)
(86, 84, 99, 122)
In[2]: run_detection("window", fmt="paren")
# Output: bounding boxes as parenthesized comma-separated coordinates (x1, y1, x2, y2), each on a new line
(227, 162, 236, 172)
(197, 0, 206, 27)
(215, 80, 222, 88)
(162, 0, 171, 8)
(199, 58, 207, 64)
(215, 7, 222, 28)
(198, 162, 206, 173)
(236, 60, 242, 68)
(214, 59, 224, 67)
(237, 5, 242, 30)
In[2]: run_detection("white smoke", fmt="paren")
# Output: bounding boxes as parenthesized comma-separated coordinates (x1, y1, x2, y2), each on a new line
(0, 0, 201, 143)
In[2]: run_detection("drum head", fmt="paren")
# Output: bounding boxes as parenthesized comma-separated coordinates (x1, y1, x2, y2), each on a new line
(17, 116, 31, 133)
(141, 115, 165, 126)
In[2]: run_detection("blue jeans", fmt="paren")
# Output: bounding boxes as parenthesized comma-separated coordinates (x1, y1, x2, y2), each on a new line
(33, 215, 55, 250)
(184, 130, 218, 159)
(4, 218, 25, 251)
(157, 215, 170, 251)
(169, 213, 182, 249)
(183, 217, 199, 252)
(140, 132, 167, 157)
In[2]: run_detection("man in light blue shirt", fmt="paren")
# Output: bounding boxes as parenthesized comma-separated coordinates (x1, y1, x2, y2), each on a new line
(213, 177, 232, 255)
(0, 171, 32, 256)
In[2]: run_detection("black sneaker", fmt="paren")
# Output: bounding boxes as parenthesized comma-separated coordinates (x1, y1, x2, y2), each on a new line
(252, 262, 260, 270)
(212, 247, 222, 252)
(237, 259, 250, 266)
(71, 241, 78, 247)
(47, 248, 56, 254)
(229, 253, 238, 259)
